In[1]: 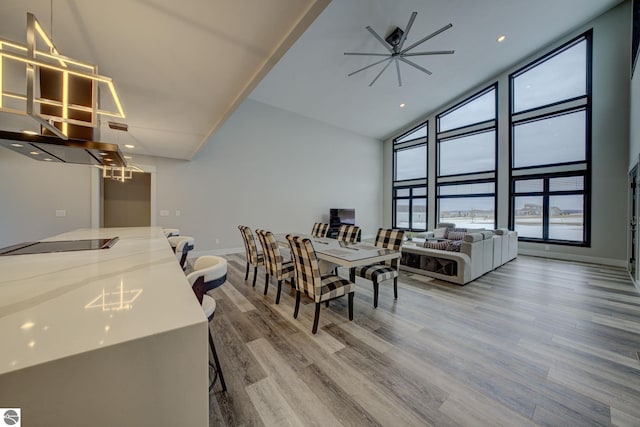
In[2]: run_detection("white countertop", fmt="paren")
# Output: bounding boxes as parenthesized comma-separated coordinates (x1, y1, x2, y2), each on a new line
(0, 227, 206, 375)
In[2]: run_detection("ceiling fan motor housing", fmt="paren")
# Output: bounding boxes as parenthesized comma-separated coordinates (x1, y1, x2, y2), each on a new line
(385, 27, 404, 47)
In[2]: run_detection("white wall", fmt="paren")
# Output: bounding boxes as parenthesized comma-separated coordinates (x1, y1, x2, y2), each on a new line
(384, 2, 631, 266)
(0, 99, 383, 253)
(0, 150, 92, 247)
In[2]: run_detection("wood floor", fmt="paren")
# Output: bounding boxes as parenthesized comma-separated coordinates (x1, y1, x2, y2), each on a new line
(206, 254, 640, 426)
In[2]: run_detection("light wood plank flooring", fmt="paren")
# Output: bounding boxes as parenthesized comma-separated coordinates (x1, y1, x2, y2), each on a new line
(205, 254, 640, 426)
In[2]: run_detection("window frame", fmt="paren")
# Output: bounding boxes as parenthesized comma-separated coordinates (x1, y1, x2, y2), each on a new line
(510, 171, 590, 246)
(392, 121, 428, 230)
(508, 30, 592, 247)
(392, 185, 427, 231)
(436, 178, 497, 230)
(434, 83, 498, 228)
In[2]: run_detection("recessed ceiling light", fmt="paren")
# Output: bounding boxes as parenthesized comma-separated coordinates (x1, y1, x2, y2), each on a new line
(124, 144, 135, 149)
(29, 151, 39, 155)
(497, 35, 506, 43)
(11, 143, 23, 147)
(99, 152, 108, 156)
(124, 156, 132, 160)
(399, 103, 406, 108)
(20, 321, 35, 330)
(105, 158, 113, 161)
(43, 158, 52, 161)
(22, 130, 38, 135)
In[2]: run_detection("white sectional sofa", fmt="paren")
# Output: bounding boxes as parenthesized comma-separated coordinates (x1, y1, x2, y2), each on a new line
(400, 227, 517, 285)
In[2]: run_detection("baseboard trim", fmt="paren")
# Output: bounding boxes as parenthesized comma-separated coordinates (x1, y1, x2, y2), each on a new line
(519, 249, 626, 268)
(191, 247, 245, 257)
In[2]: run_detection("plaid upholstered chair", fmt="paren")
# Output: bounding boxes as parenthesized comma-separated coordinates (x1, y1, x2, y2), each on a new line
(286, 234, 355, 334)
(255, 229, 295, 304)
(167, 235, 195, 270)
(311, 222, 329, 238)
(353, 228, 404, 308)
(238, 225, 265, 287)
(337, 224, 361, 243)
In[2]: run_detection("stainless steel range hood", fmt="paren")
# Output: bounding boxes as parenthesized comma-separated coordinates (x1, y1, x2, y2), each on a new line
(0, 130, 127, 167)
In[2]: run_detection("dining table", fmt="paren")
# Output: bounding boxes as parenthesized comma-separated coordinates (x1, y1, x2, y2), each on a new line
(273, 233, 401, 281)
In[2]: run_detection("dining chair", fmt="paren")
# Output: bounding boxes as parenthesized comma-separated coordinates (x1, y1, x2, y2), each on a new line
(352, 228, 404, 308)
(311, 222, 329, 238)
(186, 255, 228, 392)
(286, 234, 355, 334)
(336, 224, 361, 243)
(255, 229, 295, 304)
(168, 235, 195, 270)
(238, 225, 265, 287)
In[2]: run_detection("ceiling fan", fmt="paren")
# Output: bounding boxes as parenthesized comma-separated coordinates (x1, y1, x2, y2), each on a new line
(344, 12, 454, 87)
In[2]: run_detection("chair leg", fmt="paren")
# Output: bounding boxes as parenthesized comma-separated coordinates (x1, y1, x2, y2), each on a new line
(349, 267, 356, 282)
(252, 266, 258, 287)
(373, 279, 379, 308)
(325, 301, 329, 307)
(244, 263, 249, 280)
(276, 280, 282, 304)
(348, 292, 354, 321)
(394, 277, 398, 299)
(312, 302, 321, 334)
(294, 290, 301, 318)
(264, 274, 270, 295)
(290, 277, 296, 289)
(208, 329, 227, 392)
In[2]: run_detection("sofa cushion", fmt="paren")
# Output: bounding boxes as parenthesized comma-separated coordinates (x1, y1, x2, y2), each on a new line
(423, 240, 449, 250)
(463, 233, 483, 243)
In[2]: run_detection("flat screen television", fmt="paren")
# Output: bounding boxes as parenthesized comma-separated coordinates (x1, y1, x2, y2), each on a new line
(330, 208, 355, 226)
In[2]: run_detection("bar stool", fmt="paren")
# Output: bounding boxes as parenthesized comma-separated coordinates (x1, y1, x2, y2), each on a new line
(168, 236, 194, 270)
(187, 255, 228, 392)
(163, 228, 180, 238)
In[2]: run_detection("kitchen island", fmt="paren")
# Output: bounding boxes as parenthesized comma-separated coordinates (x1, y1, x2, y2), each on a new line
(0, 227, 208, 426)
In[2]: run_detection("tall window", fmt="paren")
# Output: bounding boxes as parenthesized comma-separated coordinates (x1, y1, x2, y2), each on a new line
(509, 31, 591, 245)
(393, 122, 427, 230)
(436, 85, 497, 228)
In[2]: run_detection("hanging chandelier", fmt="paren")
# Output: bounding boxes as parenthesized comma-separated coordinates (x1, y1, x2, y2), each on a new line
(0, 12, 125, 139)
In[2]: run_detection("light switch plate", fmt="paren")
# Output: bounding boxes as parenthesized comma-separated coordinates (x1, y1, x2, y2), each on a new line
(55, 210, 66, 217)
(159, 210, 169, 217)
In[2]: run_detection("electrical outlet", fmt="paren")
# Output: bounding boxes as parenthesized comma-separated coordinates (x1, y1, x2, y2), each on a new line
(175, 210, 181, 217)
(215, 238, 220, 244)
(544, 244, 550, 251)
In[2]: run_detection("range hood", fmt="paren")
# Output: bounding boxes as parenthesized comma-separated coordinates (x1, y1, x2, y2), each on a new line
(0, 130, 127, 167)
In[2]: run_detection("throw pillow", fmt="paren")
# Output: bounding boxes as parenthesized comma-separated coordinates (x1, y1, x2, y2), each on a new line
(446, 230, 467, 241)
(423, 240, 449, 250)
(446, 240, 462, 252)
(433, 227, 447, 239)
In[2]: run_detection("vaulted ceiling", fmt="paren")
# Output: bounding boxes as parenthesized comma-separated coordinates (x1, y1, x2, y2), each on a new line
(0, 0, 624, 162)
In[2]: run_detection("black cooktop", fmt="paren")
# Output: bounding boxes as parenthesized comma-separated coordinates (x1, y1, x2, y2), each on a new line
(0, 237, 119, 256)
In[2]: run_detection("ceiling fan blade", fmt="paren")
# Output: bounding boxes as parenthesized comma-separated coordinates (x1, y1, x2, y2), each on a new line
(403, 50, 455, 57)
(397, 12, 417, 51)
(366, 26, 393, 53)
(344, 52, 392, 57)
(347, 57, 392, 77)
(395, 57, 402, 87)
(399, 57, 433, 75)
(400, 23, 453, 54)
(369, 58, 393, 86)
